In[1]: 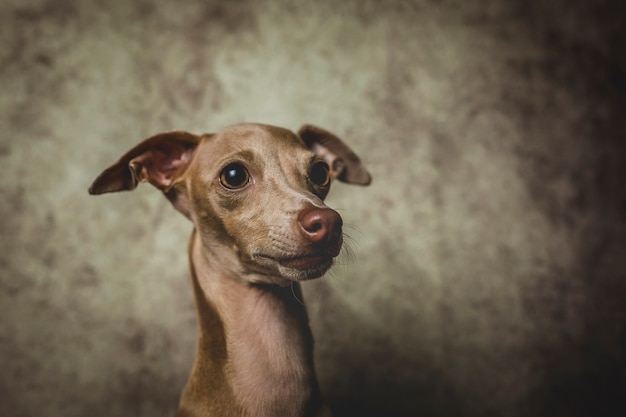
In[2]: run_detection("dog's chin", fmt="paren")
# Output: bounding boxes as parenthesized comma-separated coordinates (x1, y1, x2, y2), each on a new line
(278, 257, 334, 281)
(252, 254, 335, 282)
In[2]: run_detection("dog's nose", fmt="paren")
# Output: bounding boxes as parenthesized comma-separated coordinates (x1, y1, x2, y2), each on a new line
(298, 207, 343, 245)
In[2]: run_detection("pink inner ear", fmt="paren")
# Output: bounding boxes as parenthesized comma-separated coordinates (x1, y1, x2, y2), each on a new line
(311, 143, 342, 177)
(141, 145, 194, 189)
(311, 143, 333, 161)
(160, 148, 192, 175)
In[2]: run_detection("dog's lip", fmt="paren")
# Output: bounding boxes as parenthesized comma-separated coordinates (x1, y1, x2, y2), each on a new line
(279, 255, 331, 269)
(254, 252, 335, 270)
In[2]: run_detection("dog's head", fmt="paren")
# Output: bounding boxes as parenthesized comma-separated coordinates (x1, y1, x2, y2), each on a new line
(90, 123, 370, 284)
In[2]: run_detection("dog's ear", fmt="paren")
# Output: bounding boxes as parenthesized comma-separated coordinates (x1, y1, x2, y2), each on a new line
(88, 131, 201, 195)
(298, 125, 371, 185)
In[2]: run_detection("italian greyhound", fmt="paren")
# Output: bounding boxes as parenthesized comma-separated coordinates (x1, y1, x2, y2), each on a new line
(89, 123, 371, 417)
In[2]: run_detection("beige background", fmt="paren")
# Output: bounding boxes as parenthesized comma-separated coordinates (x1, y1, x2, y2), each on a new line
(1, 1, 625, 416)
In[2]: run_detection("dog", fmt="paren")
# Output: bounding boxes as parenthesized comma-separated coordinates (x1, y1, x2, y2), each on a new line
(89, 123, 371, 416)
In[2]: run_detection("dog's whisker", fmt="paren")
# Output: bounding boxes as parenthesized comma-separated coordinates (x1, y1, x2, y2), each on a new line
(343, 223, 364, 235)
(290, 281, 305, 305)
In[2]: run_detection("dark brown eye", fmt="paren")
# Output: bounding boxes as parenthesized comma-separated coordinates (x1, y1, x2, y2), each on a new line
(220, 163, 250, 189)
(309, 161, 330, 187)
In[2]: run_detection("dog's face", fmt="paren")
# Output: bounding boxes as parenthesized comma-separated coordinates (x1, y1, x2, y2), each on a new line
(184, 125, 340, 282)
(89, 123, 370, 285)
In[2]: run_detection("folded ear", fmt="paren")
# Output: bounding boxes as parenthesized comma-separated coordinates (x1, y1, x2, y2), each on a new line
(298, 124, 371, 185)
(88, 131, 201, 195)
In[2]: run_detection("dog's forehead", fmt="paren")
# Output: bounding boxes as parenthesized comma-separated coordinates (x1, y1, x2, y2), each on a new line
(219, 123, 302, 146)
(205, 123, 311, 164)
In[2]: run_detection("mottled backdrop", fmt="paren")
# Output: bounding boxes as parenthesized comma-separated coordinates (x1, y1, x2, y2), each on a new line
(1, 0, 625, 416)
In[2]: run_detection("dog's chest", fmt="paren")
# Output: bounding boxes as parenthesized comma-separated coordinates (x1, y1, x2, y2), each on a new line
(224, 292, 314, 417)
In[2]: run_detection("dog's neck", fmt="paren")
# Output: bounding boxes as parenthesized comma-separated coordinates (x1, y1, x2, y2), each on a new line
(177, 230, 323, 417)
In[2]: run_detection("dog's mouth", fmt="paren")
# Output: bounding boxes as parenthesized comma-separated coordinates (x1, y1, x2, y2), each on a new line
(253, 251, 337, 280)
(278, 254, 333, 270)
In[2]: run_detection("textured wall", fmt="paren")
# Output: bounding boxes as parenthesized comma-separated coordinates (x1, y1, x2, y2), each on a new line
(1, 1, 625, 416)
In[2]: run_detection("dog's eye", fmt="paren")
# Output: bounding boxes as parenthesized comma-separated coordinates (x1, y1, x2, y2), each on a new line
(220, 163, 250, 189)
(309, 161, 331, 187)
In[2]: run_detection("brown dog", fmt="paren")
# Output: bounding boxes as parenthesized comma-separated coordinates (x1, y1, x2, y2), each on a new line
(89, 123, 370, 417)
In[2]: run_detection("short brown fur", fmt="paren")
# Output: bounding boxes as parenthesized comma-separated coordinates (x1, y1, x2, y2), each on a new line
(89, 123, 370, 417)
